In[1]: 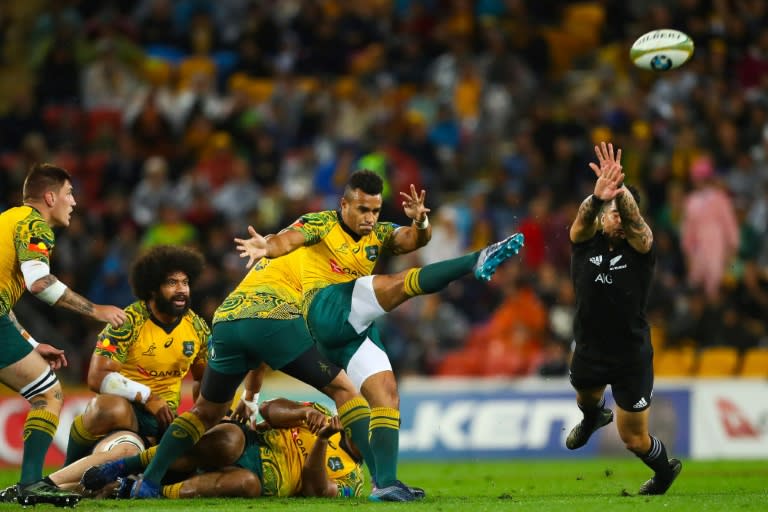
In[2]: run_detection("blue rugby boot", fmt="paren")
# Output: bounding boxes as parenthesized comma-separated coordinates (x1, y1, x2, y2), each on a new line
(81, 458, 130, 491)
(474, 233, 525, 281)
(130, 477, 161, 499)
(369, 480, 416, 502)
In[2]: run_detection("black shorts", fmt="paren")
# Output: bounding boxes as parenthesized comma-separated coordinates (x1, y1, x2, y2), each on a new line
(569, 348, 654, 412)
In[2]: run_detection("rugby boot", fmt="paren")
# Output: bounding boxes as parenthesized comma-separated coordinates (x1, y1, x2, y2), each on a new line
(638, 458, 683, 495)
(129, 477, 161, 499)
(80, 458, 129, 491)
(474, 233, 525, 281)
(368, 480, 416, 502)
(565, 407, 614, 450)
(17, 480, 81, 507)
(0, 484, 18, 503)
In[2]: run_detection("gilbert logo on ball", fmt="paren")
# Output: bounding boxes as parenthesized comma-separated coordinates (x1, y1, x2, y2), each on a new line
(630, 29, 694, 71)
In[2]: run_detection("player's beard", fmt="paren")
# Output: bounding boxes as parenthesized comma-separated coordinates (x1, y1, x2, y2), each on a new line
(155, 293, 190, 318)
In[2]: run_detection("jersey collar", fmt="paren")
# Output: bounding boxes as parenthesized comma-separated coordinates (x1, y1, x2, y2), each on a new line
(336, 210, 362, 242)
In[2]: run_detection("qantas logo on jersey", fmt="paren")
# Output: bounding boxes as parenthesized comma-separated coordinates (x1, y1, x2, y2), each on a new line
(328, 259, 361, 276)
(136, 365, 182, 378)
(590, 255, 602, 266)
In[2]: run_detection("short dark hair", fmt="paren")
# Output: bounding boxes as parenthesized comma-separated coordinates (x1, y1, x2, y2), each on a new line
(344, 170, 383, 198)
(130, 245, 205, 301)
(23, 163, 72, 201)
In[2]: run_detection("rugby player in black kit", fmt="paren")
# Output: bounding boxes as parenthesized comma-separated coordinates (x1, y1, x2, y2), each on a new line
(566, 142, 681, 495)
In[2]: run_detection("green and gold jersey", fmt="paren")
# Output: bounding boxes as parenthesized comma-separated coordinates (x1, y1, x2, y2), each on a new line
(286, 210, 399, 307)
(212, 253, 304, 324)
(94, 301, 209, 412)
(259, 402, 364, 498)
(0, 206, 55, 316)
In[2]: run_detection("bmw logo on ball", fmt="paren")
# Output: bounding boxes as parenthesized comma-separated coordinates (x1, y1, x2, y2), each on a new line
(650, 55, 672, 71)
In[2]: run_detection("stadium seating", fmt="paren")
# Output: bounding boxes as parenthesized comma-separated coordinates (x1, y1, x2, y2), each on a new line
(695, 346, 740, 377)
(739, 347, 768, 377)
(654, 347, 696, 377)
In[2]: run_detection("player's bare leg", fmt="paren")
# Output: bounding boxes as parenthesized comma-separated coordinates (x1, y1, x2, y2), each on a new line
(566, 386, 614, 450)
(65, 395, 139, 464)
(0, 352, 80, 506)
(50, 431, 143, 491)
(171, 467, 262, 498)
(616, 408, 681, 495)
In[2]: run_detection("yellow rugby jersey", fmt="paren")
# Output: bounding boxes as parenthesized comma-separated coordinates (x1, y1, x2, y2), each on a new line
(259, 403, 364, 497)
(94, 301, 209, 412)
(0, 206, 55, 316)
(286, 210, 399, 306)
(212, 252, 304, 324)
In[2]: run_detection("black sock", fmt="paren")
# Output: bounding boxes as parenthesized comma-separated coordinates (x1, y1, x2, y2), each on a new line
(640, 435, 673, 480)
(578, 396, 605, 424)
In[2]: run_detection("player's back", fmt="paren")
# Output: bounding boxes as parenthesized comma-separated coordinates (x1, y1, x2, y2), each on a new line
(0, 206, 53, 315)
(213, 251, 305, 323)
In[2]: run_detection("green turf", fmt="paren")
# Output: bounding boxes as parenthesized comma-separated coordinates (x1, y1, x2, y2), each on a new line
(0, 459, 764, 511)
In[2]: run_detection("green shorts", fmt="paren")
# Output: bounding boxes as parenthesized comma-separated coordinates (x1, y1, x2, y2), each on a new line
(208, 317, 315, 375)
(130, 402, 161, 440)
(233, 423, 264, 486)
(306, 282, 384, 369)
(0, 315, 34, 369)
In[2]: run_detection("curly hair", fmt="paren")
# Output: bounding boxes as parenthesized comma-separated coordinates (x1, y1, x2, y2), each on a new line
(345, 169, 383, 198)
(129, 245, 205, 301)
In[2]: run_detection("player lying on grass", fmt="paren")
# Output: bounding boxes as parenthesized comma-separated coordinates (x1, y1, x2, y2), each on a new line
(82, 398, 364, 499)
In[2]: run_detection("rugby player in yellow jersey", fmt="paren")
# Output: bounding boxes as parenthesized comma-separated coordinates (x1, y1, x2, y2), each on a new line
(0, 163, 126, 506)
(233, 171, 524, 501)
(36, 245, 209, 494)
(105, 171, 431, 501)
(88, 399, 364, 500)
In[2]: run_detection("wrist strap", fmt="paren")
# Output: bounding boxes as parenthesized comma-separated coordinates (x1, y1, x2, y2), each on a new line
(590, 194, 605, 207)
(414, 215, 429, 230)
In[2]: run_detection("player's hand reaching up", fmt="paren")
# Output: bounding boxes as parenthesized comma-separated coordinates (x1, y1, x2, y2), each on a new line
(400, 184, 430, 223)
(235, 225, 268, 268)
(317, 416, 342, 440)
(590, 142, 625, 202)
(303, 408, 329, 434)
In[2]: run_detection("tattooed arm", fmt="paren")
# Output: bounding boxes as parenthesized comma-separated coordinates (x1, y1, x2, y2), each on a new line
(616, 187, 653, 253)
(569, 195, 603, 243)
(30, 274, 126, 327)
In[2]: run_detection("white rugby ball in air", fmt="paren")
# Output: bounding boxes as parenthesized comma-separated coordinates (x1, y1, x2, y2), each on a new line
(630, 29, 694, 71)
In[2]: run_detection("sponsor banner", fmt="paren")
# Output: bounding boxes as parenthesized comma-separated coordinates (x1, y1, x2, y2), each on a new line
(398, 378, 691, 459)
(0, 377, 695, 467)
(691, 380, 768, 459)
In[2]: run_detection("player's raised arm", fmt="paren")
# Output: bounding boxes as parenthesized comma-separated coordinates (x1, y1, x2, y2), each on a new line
(570, 142, 625, 243)
(615, 186, 653, 254)
(300, 416, 344, 497)
(390, 184, 432, 254)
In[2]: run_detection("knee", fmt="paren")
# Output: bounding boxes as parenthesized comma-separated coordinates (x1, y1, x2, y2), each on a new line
(218, 471, 261, 498)
(28, 382, 64, 413)
(190, 402, 228, 429)
(362, 373, 399, 408)
(85, 396, 135, 433)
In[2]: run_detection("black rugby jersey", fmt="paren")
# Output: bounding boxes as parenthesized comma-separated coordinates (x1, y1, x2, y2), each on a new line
(570, 231, 655, 357)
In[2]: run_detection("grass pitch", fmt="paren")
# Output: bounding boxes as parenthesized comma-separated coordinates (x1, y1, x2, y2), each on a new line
(0, 459, 764, 511)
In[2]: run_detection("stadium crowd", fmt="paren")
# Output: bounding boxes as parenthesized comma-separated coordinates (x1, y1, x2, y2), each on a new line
(2, 0, 768, 383)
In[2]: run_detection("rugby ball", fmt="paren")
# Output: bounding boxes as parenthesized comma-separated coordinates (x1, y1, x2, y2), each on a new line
(630, 29, 694, 71)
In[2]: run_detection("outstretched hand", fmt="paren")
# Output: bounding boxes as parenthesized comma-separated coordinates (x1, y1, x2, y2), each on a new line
(589, 142, 625, 202)
(234, 225, 268, 268)
(400, 184, 430, 222)
(34, 344, 67, 370)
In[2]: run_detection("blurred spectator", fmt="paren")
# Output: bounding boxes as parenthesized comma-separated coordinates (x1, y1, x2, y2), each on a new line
(130, 155, 173, 226)
(680, 156, 740, 301)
